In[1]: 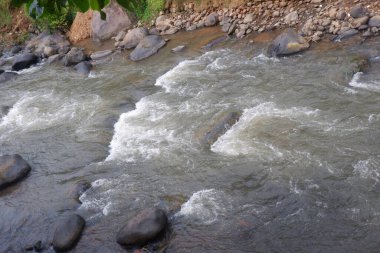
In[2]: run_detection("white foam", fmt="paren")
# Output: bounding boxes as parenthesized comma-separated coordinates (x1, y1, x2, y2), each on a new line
(349, 72, 380, 92)
(353, 158, 380, 181)
(0, 91, 101, 137)
(176, 189, 224, 225)
(211, 102, 319, 156)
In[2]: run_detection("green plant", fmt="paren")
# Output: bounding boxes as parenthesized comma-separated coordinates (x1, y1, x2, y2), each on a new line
(0, 0, 12, 27)
(32, 5, 76, 32)
(140, 0, 165, 21)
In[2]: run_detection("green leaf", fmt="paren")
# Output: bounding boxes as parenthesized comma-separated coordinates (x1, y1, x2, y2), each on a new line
(71, 0, 89, 12)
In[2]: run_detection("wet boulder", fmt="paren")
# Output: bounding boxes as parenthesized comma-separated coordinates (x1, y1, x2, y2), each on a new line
(0, 69, 3, 75)
(119, 27, 149, 49)
(130, 35, 166, 61)
(11, 53, 38, 71)
(0, 105, 10, 117)
(90, 50, 113, 60)
(0, 154, 31, 190)
(52, 214, 85, 252)
(116, 208, 168, 247)
(74, 61, 92, 76)
(69, 180, 91, 202)
(62, 48, 86, 66)
(267, 29, 310, 57)
(196, 110, 241, 147)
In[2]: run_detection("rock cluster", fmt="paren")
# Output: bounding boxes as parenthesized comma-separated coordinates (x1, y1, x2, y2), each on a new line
(140, 0, 380, 42)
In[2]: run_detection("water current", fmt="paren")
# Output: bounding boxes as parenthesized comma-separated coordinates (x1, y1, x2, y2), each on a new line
(1, 29, 380, 252)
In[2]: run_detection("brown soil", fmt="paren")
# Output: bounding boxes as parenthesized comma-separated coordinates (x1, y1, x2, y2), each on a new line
(68, 10, 93, 44)
(0, 7, 32, 50)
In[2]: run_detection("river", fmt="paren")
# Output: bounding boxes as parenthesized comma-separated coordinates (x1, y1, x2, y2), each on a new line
(1, 28, 380, 252)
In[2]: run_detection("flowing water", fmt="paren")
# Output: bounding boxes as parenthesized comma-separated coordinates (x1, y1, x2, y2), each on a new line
(1, 29, 380, 252)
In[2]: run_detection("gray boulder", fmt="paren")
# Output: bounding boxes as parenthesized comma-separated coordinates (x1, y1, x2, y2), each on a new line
(116, 208, 168, 246)
(267, 29, 310, 57)
(11, 53, 38, 71)
(26, 33, 70, 57)
(90, 50, 113, 60)
(92, 0, 134, 41)
(350, 5, 368, 18)
(130, 35, 166, 61)
(369, 16, 380, 28)
(10, 46, 23, 55)
(205, 12, 218, 27)
(0, 69, 3, 75)
(0, 154, 31, 190)
(62, 48, 86, 66)
(119, 27, 149, 49)
(52, 214, 85, 252)
(74, 61, 92, 76)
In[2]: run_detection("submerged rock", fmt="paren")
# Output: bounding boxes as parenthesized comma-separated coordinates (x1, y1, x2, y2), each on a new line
(130, 35, 166, 61)
(267, 29, 310, 57)
(69, 180, 91, 202)
(0, 105, 10, 117)
(52, 214, 85, 252)
(11, 53, 38, 71)
(74, 61, 92, 76)
(0, 154, 31, 190)
(171, 45, 185, 53)
(196, 110, 241, 147)
(116, 208, 168, 247)
(0, 72, 17, 83)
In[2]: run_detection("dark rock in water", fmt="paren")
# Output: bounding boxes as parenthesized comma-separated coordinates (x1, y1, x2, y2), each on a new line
(350, 5, 368, 19)
(333, 29, 359, 42)
(25, 240, 43, 252)
(130, 35, 166, 61)
(0, 154, 31, 190)
(11, 53, 38, 71)
(74, 61, 92, 76)
(0, 69, 4, 75)
(203, 36, 227, 50)
(90, 50, 113, 60)
(171, 45, 185, 53)
(11, 45, 23, 55)
(119, 27, 148, 49)
(196, 110, 241, 147)
(69, 180, 91, 202)
(0, 105, 10, 117)
(267, 29, 310, 57)
(52, 214, 85, 252)
(117, 208, 168, 247)
(62, 47, 86, 66)
(0, 72, 17, 83)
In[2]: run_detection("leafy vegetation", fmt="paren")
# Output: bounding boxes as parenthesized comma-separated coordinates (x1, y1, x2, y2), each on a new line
(139, 0, 165, 21)
(0, 0, 12, 27)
